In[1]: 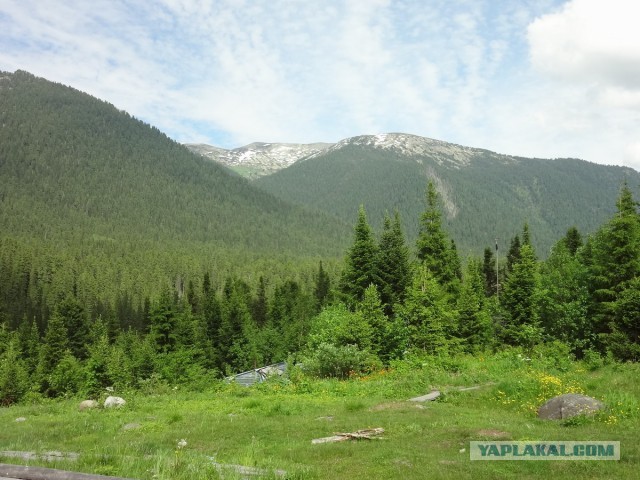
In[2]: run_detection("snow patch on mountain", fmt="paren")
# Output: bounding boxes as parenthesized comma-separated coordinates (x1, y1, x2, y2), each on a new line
(186, 132, 518, 178)
(307, 133, 513, 169)
(185, 142, 334, 178)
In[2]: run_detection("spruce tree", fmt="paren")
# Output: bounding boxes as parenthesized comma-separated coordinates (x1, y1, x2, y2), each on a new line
(357, 284, 388, 358)
(0, 336, 29, 405)
(252, 276, 268, 327)
(37, 308, 70, 394)
(482, 246, 497, 297)
(587, 183, 640, 355)
(539, 240, 591, 354)
(416, 182, 458, 291)
(314, 261, 331, 311)
(398, 265, 456, 354)
(457, 259, 493, 352)
(563, 226, 583, 255)
(57, 295, 89, 360)
(149, 290, 178, 353)
(506, 235, 521, 274)
(500, 243, 542, 347)
(376, 212, 411, 315)
(340, 205, 379, 305)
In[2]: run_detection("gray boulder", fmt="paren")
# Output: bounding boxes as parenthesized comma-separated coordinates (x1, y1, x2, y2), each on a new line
(78, 400, 99, 411)
(104, 396, 126, 408)
(537, 394, 604, 420)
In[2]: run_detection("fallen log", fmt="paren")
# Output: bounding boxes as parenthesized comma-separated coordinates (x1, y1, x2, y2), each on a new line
(0, 463, 135, 480)
(312, 427, 385, 444)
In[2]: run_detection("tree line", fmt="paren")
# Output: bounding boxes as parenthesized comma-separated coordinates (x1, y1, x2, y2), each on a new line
(2, 180, 640, 404)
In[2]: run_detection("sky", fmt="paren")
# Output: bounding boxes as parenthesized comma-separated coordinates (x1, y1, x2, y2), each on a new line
(1, 0, 640, 169)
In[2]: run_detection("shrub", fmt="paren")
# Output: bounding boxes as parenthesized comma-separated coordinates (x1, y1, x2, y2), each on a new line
(301, 342, 375, 379)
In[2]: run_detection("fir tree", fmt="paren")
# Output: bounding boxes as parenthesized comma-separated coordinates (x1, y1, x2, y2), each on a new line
(500, 243, 542, 347)
(539, 240, 591, 354)
(398, 265, 456, 354)
(357, 284, 388, 358)
(57, 295, 89, 360)
(416, 182, 458, 291)
(252, 276, 268, 327)
(340, 205, 379, 304)
(0, 336, 29, 405)
(37, 308, 70, 394)
(587, 183, 640, 355)
(314, 261, 331, 311)
(482, 246, 497, 297)
(563, 226, 583, 256)
(149, 290, 178, 353)
(376, 211, 411, 315)
(506, 235, 521, 274)
(457, 260, 493, 352)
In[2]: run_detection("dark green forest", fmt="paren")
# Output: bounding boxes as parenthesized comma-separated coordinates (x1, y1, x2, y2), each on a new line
(1, 71, 639, 405)
(255, 140, 640, 255)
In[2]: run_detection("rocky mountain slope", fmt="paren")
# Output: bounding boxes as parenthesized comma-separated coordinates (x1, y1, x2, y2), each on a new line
(254, 133, 640, 255)
(185, 141, 333, 178)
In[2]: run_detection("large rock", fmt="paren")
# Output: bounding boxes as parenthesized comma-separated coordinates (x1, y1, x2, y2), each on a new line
(78, 400, 98, 411)
(537, 394, 604, 420)
(104, 396, 126, 408)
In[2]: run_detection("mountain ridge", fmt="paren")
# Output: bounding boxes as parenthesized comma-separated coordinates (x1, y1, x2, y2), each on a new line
(185, 141, 333, 178)
(253, 134, 640, 256)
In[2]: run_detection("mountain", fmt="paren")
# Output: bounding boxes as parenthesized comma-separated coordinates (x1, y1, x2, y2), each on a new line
(0, 70, 349, 260)
(185, 141, 333, 179)
(255, 133, 640, 255)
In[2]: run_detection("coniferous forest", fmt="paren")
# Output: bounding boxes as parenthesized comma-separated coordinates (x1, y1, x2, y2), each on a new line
(1, 70, 640, 406)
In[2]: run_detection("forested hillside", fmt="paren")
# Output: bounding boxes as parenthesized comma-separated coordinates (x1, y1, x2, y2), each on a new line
(1, 72, 639, 409)
(254, 135, 640, 255)
(0, 70, 348, 254)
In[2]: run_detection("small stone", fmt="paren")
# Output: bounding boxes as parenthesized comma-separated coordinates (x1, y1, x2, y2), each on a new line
(123, 423, 141, 431)
(104, 396, 126, 408)
(408, 390, 441, 402)
(79, 400, 99, 411)
(15, 417, 26, 422)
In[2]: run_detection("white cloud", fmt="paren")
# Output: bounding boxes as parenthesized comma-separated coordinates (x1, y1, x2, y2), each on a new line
(528, 0, 640, 88)
(1, 0, 638, 169)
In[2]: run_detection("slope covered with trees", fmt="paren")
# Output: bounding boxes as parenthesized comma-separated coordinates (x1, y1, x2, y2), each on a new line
(0, 70, 348, 255)
(4, 179, 640, 406)
(254, 138, 640, 255)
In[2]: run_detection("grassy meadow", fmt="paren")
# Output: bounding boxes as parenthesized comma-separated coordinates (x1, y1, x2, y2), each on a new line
(1, 347, 638, 479)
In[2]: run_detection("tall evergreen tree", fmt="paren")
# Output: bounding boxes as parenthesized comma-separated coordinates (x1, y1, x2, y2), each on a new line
(57, 295, 89, 360)
(500, 243, 542, 347)
(252, 276, 269, 327)
(562, 226, 583, 256)
(357, 284, 388, 358)
(340, 205, 379, 305)
(376, 211, 411, 315)
(149, 290, 178, 353)
(398, 265, 456, 354)
(416, 182, 459, 292)
(457, 260, 493, 352)
(539, 240, 591, 354)
(37, 308, 70, 394)
(314, 261, 331, 311)
(506, 234, 521, 274)
(482, 246, 497, 297)
(587, 183, 640, 354)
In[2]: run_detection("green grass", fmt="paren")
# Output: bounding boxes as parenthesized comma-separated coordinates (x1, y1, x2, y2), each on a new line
(1, 351, 638, 479)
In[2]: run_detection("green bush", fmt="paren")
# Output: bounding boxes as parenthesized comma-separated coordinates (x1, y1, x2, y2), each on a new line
(301, 342, 376, 379)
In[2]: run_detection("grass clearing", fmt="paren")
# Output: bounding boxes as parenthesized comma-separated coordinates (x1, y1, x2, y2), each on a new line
(1, 350, 638, 479)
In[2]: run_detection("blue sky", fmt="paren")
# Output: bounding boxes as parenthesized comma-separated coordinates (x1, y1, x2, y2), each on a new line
(1, 0, 639, 169)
